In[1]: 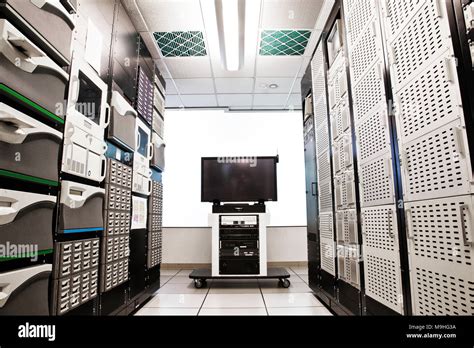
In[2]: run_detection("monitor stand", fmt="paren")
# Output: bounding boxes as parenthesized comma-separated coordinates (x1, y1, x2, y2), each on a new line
(212, 202, 266, 214)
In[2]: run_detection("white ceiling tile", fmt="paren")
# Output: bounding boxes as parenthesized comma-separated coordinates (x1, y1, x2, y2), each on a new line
(214, 78, 254, 93)
(261, 0, 324, 29)
(165, 95, 183, 108)
(217, 94, 253, 107)
(180, 94, 218, 107)
(254, 77, 296, 94)
(253, 94, 289, 107)
(164, 57, 212, 78)
(174, 78, 215, 94)
(165, 79, 178, 94)
(137, 0, 204, 31)
(256, 56, 303, 77)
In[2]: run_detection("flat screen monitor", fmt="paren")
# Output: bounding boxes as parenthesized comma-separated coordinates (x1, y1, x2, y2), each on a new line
(201, 157, 278, 203)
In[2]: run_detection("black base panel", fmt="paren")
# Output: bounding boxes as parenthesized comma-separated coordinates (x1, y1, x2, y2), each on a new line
(320, 269, 336, 297)
(314, 288, 354, 316)
(189, 268, 290, 280)
(307, 261, 318, 289)
(146, 266, 161, 288)
(365, 294, 401, 316)
(337, 280, 362, 315)
(64, 297, 97, 316)
(99, 281, 129, 316)
(129, 229, 147, 298)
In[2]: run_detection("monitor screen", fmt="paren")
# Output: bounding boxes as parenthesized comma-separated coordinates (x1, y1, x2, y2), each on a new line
(201, 157, 278, 203)
(76, 71, 102, 124)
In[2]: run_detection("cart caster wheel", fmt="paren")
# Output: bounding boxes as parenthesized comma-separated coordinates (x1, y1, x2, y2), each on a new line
(194, 279, 206, 289)
(280, 279, 291, 288)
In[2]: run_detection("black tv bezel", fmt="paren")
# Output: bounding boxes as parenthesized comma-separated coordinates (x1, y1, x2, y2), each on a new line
(201, 156, 279, 203)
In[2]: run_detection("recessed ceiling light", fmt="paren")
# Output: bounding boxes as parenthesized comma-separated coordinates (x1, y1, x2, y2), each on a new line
(269, 84, 279, 89)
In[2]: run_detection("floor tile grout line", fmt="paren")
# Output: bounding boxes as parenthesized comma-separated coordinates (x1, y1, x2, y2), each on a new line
(258, 283, 270, 316)
(289, 267, 308, 284)
(196, 278, 211, 316)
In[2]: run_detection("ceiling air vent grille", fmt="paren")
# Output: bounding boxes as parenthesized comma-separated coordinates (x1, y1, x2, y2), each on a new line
(259, 30, 311, 56)
(154, 31, 207, 57)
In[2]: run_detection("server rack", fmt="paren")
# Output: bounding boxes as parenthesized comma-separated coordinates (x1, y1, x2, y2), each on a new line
(303, 0, 474, 315)
(0, 0, 166, 316)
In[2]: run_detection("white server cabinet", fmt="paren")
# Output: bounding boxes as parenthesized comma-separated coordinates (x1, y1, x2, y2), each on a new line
(313, 44, 336, 279)
(381, 0, 474, 315)
(343, 0, 404, 314)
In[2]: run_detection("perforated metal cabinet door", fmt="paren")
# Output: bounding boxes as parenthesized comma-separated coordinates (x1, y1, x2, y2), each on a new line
(320, 237, 336, 276)
(361, 205, 404, 314)
(352, 61, 387, 125)
(318, 179, 334, 213)
(346, 15, 384, 86)
(311, 46, 327, 105)
(314, 95, 329, 131)
(316, 122, 330, 156)
(393, 51, 465, 145)
(355, 106, 392, 165)
(384, 0, 454, 91)
(344, 0, 378, 50)
(380, 0, 425, 42)
(339, 244, 361, 288)
(359, 154, 396, 207)
(406, 195, 474, 314)
(317, 151, 332, 183)
(336, 209, 359, 244)
(331, 99, 351, 141)
(400, 119, 474, 201)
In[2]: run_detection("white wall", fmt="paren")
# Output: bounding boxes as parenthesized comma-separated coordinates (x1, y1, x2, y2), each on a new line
(162, 227, 308, 264)
(162, 109, 307, 227)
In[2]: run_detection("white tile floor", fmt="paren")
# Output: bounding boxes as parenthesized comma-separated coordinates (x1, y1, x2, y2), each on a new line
(135, 267, 332, 316)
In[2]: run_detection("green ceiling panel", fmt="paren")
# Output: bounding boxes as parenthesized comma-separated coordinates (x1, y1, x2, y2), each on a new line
(154, 31, 207, 57)
(259, 30, 312, 56)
